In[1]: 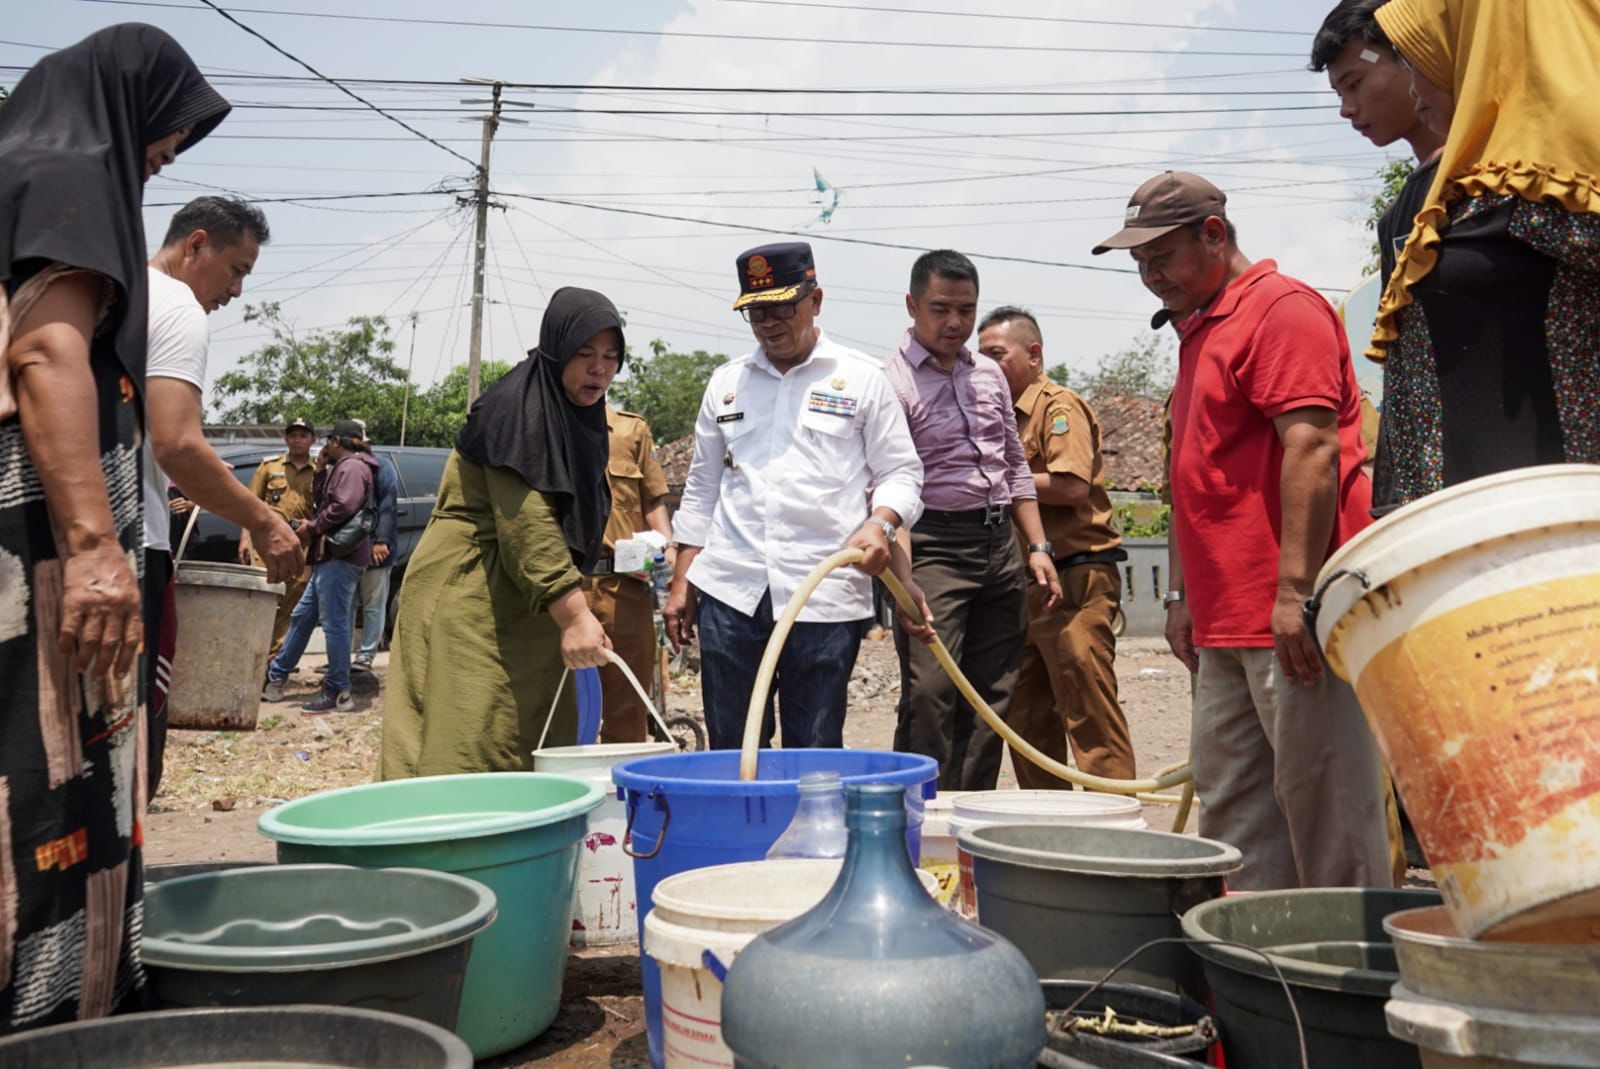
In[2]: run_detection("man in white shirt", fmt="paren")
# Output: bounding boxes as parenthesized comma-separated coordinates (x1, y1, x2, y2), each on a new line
(665, 242, 927, 750)
(143, 196, 301, 793)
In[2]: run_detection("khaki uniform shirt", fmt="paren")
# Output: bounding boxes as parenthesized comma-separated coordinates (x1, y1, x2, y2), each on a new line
(602, 406, 669, 553)
(247, 453, 317, 523)
(1014, 375, 1120, 556)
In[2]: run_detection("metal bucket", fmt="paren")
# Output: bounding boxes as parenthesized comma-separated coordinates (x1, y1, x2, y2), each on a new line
(167, 560, 282, 731)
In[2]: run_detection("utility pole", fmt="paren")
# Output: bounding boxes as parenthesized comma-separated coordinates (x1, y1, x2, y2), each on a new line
(464, 82, 500, 407)
(459, 79, 527, 406)
(399, 312, 418, 446)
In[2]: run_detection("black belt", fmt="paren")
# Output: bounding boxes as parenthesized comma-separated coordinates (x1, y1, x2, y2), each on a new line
(587, 557, 615, 576)
(1054, 547, 1127, 570)
(918, 504, 1011, 527)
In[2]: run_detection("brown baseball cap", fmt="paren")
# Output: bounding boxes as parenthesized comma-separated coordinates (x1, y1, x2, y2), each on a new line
(1092, 171, 1227, 255)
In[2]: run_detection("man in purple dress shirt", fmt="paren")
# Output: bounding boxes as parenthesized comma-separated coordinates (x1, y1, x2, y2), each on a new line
(885, 250, 1062, 790)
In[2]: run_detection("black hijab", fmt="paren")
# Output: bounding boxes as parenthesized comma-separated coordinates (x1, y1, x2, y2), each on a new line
(0, 23, 230, 386)
(456, 287, 626, 572)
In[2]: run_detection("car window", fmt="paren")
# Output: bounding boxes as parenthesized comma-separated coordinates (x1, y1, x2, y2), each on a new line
(391, 451, 447, 500)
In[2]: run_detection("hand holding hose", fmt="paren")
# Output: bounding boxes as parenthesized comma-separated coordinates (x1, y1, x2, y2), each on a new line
(844, 521, 891, 576)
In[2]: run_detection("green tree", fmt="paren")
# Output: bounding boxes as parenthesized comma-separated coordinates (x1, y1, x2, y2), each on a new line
(210, 303, 409, 439)
(1364, 157, 1416, 274)
(608, 339, 727, 443)
(1046, 331, 1175, 400)
(400, 359, 513, 447)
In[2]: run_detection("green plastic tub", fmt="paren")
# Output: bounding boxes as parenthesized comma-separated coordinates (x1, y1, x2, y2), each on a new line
(0, 1005, 472, 1067)
(1181, 887, 1442, 1069)
(258, 772, 605, 1058)
(142, 864, 495, 1032)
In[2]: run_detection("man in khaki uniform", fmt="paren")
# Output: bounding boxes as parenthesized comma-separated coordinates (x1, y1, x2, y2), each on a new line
(978, 308, 1136, 784)
(585, 405, 673, 742)
(239, 417, 318, 655)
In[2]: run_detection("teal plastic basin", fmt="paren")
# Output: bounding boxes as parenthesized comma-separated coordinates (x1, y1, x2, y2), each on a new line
(258, 773, 604, 1058)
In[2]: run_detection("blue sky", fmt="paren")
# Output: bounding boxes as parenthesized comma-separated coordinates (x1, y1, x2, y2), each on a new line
(10, 1, 1398, 408)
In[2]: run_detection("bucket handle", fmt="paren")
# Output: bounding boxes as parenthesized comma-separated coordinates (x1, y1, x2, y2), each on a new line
(701, 949, 729, 983)
(174, 504, 204, 564)
(1302, 566, 1369, 638)
(1057, 936, 1308, 1069)
(622, 787, 671, 860)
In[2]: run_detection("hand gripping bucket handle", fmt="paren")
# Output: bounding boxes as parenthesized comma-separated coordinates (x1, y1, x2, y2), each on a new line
(1301, 566, 1370, 638)
(622, 786, 671, 860)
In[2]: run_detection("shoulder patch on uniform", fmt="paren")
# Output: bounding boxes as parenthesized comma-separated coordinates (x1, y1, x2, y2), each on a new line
(1049, 410, 1070, 436)
(614, 409, 647, 422)
(262, 453, 285, 462)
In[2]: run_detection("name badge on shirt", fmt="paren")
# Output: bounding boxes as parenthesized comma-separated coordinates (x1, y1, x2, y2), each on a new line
(806, 390, 858, 419)
(717, 412, 745, 424)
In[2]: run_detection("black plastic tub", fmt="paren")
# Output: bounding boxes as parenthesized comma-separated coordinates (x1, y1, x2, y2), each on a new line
(0, 1004, 472, 1067)
(144, 859, 271, 884)
(142, 864, 495, 1032)
(1181, 887, 1442, 1069)
(1038, 979, 1214, 1067)
(959, 824, 1241, 1000)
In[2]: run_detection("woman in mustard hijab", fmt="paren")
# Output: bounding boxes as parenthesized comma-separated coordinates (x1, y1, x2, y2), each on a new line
(1367, 0, 1600, 513)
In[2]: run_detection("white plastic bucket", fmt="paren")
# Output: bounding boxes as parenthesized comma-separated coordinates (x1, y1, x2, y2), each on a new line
(947, 790, 1147, 918)
(643, 858, 938, 1069)
(533, 741, 677, 945)
(1313, 464, 1600, 939)
(919, 791, 972, 908)
(167, 562, 283, 731)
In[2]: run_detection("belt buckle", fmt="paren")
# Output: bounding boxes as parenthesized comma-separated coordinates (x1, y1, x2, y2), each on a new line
(982, 505, 1005, 526)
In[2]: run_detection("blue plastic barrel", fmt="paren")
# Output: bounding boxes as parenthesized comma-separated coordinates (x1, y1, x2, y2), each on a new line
(612, 748, 939, 1069)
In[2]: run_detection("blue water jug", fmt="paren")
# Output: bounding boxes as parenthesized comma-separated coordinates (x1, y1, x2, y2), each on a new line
(721, 782, 1045, 1068)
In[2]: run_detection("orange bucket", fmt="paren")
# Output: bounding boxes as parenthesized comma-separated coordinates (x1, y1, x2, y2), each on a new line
(1313, 465, 1600, 939)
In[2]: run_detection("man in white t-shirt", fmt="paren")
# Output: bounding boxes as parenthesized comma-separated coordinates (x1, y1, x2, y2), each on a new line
(143, 196, 301, 794)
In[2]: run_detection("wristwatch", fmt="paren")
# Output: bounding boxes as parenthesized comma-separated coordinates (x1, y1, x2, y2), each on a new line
(1163, 589, 1185, 606)
(864, 517, 898, 545)
(1026, 541, 1053, 556)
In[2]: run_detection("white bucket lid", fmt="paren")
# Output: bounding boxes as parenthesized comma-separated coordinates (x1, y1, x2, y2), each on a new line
(1313, 464, 1600, 654)
(651, 858, 844, 931)
(948, 790, 1145, 833)
(531, 741, 677, 776)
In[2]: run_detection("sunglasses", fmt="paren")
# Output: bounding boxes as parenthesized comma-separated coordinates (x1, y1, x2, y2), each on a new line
(739, 287, 815, 324)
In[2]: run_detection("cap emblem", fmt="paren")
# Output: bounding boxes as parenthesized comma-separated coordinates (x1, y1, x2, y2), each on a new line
(747, 254, 773, 288)
(1125, 204, 1141, 222)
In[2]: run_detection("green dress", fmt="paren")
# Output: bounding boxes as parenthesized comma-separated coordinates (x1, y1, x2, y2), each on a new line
(381, 451, 582, 779)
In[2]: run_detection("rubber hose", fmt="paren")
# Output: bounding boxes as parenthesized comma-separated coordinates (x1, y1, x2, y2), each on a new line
(736, 549, 1195, 831)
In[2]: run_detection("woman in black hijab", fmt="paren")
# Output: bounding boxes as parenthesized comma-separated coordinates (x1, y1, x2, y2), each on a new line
(382, 288, 627, 778)
(0, 24, 229, 1030)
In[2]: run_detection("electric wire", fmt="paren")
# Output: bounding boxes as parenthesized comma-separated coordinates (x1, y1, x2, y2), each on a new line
(76, 1, 1313, 58)
(187, 0, 481, 173)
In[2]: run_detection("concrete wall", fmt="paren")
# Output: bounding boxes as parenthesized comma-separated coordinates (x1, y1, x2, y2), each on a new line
(1119, 537, 1173, 637)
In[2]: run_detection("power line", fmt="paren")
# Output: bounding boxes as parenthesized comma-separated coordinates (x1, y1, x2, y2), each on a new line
(76, 1, 1310, 57)
(225, 102, 1331, 118)
(706, 0, 1309, 36)
(144, 188, 465, 207)
(206, 121, 1347, 145)
(187, 0, 480, 173)
(2, 62, 1316, 93)
(497, 191, 1138, 276)
(492, 191, 1351, 296)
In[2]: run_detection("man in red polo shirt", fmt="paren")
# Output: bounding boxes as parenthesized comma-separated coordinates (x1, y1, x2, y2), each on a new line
(1092, 172, 1391, 889)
